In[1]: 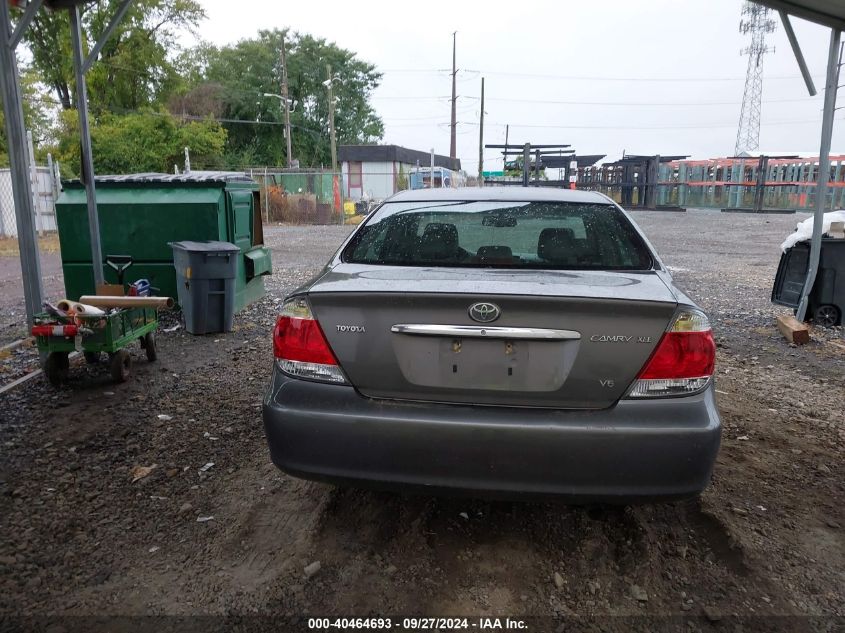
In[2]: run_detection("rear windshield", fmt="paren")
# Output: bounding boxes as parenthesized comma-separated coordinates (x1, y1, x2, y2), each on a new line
(342, 200, 654, 270)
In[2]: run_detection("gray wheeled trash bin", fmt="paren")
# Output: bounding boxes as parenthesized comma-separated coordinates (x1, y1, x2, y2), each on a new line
(170, 241, 239, 334)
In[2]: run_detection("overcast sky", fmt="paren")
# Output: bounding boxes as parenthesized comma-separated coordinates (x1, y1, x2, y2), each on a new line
(191, 0, 843, 174)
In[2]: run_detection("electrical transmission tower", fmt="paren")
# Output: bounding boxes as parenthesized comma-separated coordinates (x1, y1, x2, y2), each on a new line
(734, 2, 776, 156)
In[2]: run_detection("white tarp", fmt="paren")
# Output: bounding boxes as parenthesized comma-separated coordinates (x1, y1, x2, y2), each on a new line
(781, 210, 845, 251)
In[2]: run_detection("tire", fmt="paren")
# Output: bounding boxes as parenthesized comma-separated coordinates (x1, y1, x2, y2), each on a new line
(813, 304, 841, 328)
(45, 352, 70, 386)
(110, 349, 132, 383)
(83, 351, 101, 365)
(143, 332, 157, 362)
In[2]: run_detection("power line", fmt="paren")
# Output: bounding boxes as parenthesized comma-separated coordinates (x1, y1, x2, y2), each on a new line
(378, 66, 825, 82)
(27, 95, 834, 132)
(486, 96, 817, 107)
(372, 95, 453, 101)
(454, 68, 822, 83)
(379, 68, 451, 73)
(371, 94, 816, 107)
(28, 96, 331, 137)
(478, 118, 830, 130)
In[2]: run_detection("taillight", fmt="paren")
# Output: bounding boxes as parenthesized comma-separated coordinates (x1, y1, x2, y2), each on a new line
(626, 309, 715, 398)
(273, 297, 347, 384)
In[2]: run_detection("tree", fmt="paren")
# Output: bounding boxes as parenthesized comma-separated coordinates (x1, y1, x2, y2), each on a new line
(504, 156, 547, 180)
(167, 82, 225, 120)
(395, 163, 408, 191)
(187, 29, 384, 168)
(0, 67, 54, 167)
(53, 109, 225, 175)
(22, 0, 204, 113)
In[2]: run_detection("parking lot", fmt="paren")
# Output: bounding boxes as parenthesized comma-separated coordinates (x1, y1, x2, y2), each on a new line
(0, 210, 843, 625)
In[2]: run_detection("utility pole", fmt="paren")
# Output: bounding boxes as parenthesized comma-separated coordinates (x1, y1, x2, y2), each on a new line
(522, 143, 531, 187)
(449, 31, 457, 163)
(503, 125, 509, 172)
(430, 149, 436, 189)
(280, 32, 293, 168)
(326, 64, 337, 173)
(477, 77, 484, 187)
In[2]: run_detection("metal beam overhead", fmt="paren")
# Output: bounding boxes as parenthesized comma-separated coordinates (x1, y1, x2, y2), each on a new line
(497, 149, 574, 155)
(486, 144, 571, 149)
(82, 0, 132, 74)
(9, 0, 43, 49)
(753, 0, 845, 31)
(778, 10, 817, 95)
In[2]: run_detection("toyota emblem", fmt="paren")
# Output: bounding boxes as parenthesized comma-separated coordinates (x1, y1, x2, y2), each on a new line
(468, 302, 501, 323)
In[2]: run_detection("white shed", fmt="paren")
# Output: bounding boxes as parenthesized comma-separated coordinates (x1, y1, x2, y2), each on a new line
(339, 144, 461, 202)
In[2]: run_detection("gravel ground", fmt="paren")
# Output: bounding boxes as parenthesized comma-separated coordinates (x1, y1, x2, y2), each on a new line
(0, 213, 842, 631)
(0, 250, 64, 347)
(0, 250, 64, 387)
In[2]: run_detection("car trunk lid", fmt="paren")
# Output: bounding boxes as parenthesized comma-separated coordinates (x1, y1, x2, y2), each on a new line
(307, 264, 678, 409)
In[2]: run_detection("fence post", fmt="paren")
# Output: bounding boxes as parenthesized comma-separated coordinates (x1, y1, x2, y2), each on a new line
(264, 167, 270, 224)
(47, 153, 56, 200)
(27, 130, 43, 236)
(53, 159, 61, 195)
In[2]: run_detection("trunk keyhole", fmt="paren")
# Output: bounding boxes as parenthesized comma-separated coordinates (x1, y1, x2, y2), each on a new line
(508, 367, 513, 376)
(452, 364, 457, 373)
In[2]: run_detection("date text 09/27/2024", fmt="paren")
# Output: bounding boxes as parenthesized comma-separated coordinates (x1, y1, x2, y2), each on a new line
(307, 617, 528, 630)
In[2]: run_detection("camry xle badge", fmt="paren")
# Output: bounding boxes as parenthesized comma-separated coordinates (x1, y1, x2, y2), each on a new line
(468, 302, 501, 323)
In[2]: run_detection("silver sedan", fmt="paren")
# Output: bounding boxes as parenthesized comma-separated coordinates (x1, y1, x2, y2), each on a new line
(262, 187, 720, 501)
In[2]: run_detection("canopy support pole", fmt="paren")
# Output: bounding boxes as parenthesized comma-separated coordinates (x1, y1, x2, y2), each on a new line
(0, 0, 44, 325)
(9, 0, 42, 49)
(796, 28, 841, 321)
(69, 4, 104, 287)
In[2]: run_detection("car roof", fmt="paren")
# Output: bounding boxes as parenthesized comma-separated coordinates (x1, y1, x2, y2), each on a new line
(387, 186, 612, 204)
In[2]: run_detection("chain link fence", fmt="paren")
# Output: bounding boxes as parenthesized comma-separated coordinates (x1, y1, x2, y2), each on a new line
(0, 161, 60, 238)
(239, 166, 465, 225)
(0, 158, 62, 352)
(246, 168, 345, 225)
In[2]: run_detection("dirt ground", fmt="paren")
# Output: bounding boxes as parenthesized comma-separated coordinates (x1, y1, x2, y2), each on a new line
(0, 212, 843, 631)
(0, 247, 64, 348)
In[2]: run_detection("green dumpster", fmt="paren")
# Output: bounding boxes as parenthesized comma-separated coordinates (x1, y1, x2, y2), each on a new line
(55, 173, 272, 312)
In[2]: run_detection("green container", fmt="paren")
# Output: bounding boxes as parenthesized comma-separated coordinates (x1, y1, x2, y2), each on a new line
(55, 173, 272, 312)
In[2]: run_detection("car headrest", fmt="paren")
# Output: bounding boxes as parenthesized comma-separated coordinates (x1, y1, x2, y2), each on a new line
(476, 245, 513, 263)
(418, 222, 460, 259)
(537, 228, 576, 262)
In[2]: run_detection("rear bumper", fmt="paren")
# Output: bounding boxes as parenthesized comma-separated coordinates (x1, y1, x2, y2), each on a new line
(262, 370, 721, 502)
